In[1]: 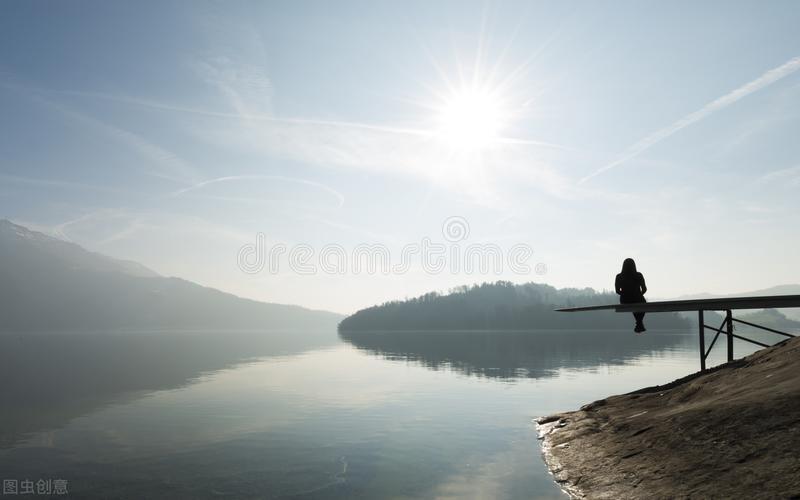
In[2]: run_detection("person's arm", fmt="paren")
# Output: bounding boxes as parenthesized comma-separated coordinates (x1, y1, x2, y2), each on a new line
(639, 273, 647, 295)
(615, 274, 622, 295)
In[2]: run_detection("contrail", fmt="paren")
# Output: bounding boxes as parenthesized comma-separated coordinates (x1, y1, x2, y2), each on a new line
(581, 56, 800, 183)
(47, 90, 568, 149)
(47, 89, 433, 137)
(0, 81, 204, 184)
(170, 175, 346, 208)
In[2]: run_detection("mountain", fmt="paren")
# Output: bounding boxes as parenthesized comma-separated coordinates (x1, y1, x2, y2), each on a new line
(736, 308, 800, 331)
(338, 281, 690, 332)
(0, 220, 342, 332)
(674, 284, 800, 300)
(673, 285, 800, 322)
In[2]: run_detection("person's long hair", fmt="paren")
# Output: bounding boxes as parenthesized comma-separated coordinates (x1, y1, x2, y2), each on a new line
(621, 258, 637, 275)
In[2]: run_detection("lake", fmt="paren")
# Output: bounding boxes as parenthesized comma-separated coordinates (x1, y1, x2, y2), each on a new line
(0, 328, 761, 499)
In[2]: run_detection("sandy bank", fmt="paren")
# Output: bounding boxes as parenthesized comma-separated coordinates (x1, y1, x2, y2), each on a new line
(538, 336, 800, 499)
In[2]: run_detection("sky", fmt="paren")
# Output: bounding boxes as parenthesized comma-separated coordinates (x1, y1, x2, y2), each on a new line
(1, 1, 799, 314)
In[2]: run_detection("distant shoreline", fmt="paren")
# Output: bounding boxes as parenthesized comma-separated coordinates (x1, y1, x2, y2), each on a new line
(339, 327, 697, 335)
(338, 328, 693, 333)
(339, 327, 697, 336)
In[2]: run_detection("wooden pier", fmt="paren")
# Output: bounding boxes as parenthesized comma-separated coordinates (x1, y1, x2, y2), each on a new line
(556, 294, 800, 371)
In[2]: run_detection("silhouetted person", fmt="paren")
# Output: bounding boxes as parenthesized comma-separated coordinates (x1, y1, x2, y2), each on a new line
(615, 258, 647, 333)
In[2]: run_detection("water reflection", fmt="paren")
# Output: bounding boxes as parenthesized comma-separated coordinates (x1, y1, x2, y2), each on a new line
(1, 328, 742, 499)
(0, 330, 337, 448)
(0, 341, 573, 500)
(340, 329, 695, 380)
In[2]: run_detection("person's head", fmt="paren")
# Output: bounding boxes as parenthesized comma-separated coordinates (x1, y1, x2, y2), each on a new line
(621, 258, 637, 274)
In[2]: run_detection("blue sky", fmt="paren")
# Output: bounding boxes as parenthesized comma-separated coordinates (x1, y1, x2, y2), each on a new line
(1, 1, 799, 313)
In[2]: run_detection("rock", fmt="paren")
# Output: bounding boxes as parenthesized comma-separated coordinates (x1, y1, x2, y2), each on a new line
(539, 336, 800, 499)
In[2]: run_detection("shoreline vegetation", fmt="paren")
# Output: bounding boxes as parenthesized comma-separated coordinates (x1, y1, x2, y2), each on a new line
(338, 281, 690, 332)
(537, 335, 800, 499)
(338, 281, 800, 334)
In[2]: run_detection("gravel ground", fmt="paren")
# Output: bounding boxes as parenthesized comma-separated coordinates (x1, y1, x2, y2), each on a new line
(538, 336, 800, 499)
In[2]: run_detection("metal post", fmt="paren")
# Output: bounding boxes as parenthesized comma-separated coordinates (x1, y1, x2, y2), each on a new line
(726, 309, 733, 362)
(698, 310, 706, 372)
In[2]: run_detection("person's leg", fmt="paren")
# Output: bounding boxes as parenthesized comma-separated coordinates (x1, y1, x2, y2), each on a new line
(634, 312, 646, 331)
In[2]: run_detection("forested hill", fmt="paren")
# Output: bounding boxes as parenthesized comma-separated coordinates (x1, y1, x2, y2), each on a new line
(338, 281, 690, 332)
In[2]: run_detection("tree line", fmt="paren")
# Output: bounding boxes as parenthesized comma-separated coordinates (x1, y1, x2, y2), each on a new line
(338, 281, 690, 332)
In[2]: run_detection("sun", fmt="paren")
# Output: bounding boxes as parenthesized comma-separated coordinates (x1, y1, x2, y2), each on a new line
(435, 87, 507, 151)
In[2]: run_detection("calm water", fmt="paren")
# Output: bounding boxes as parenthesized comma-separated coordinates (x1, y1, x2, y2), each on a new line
(0, 328, 762, 499)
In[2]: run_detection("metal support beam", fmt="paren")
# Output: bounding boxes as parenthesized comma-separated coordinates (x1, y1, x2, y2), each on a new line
(556, 295, 800, 372)
(698, 310, 706, 372)
(729, 332, 770, 348)
(703, 317, 727, 359)
(726, 309, 734, 362)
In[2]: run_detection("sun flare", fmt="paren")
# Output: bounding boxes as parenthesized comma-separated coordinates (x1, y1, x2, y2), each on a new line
(436, 87, 506, 151)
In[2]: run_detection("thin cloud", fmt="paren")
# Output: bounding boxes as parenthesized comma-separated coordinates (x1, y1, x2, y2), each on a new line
(2, 82, 204, 185)
(759, 164, 800, 185)
(0, 173, 125, 194)
(170, 175, 346, 208)
(194, 57, 274, 118)
(53, 88, 435, 137)
(581, 56, 800, 183)
(49, 209, 255, 247)
(9, 66, 569, 205)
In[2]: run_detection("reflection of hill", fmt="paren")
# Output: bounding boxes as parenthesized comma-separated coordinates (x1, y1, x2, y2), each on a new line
(340, 329, 693, 380)
(0, 330, 337, 448)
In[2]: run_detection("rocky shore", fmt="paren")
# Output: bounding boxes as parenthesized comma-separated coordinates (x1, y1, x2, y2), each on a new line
(538, 336, 800, 499)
